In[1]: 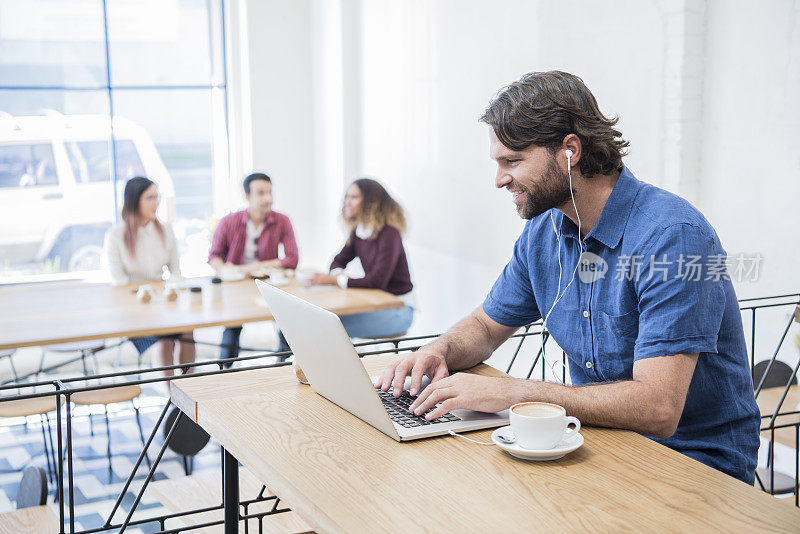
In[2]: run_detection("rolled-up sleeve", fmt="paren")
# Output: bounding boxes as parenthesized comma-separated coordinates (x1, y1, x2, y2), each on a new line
(633, 223, 725, 361)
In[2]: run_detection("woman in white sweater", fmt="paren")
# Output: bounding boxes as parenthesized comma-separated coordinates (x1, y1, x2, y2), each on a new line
(104, 176, 195, 377)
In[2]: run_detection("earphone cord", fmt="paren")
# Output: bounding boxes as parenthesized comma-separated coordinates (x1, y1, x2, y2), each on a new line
(448, 430, 496, 446)
(539, 152, 583, 385)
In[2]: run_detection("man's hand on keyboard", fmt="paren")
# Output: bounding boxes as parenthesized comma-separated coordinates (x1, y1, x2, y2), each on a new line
(376, 348, 449, 397)
(409, 374, 524, 420)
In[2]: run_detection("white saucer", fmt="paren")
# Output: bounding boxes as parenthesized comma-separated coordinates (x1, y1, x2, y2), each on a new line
(491, 425, 584, 461)
(219, 271, 246, 282)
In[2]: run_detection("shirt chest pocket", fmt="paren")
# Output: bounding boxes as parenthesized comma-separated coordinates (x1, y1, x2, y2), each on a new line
(594, 306, 639, 380)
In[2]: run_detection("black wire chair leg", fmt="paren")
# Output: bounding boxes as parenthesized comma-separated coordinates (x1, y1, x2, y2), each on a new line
(80, 354, 95, 437)
(37, 350, 46, 380)
(104, 404, 112, 482)
(118, 408, 183, 533)
(754, 470, 766, 491)
(105, 399, 172, 528)
(44, 412, 58, 490)
(506, 324, 532, 374)
(132, 400, 151, 469)
(80, 352, 89, 376)
(90, 350, 100, 375)
(525, 331, 549, 380)
(7, 354, 19, 383)
(38, 413, 54, 483)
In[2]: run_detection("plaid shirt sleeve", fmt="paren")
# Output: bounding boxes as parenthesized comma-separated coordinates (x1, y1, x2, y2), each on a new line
(209, 215, 232, 263)
(278, 215, 299, 269)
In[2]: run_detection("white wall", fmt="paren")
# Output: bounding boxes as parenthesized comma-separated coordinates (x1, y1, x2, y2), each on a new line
(237, 1, 800, 366)
(353, 0, 689, 337)
(233, 0, 322, 265)
(700, 0, 800, 300)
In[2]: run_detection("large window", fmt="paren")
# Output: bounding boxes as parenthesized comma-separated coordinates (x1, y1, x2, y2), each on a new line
(0, 0, 227, 280)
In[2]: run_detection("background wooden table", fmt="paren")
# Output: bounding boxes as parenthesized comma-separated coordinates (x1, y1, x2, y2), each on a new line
(171, 354, 800, 533)
(0, 279, 403, 350)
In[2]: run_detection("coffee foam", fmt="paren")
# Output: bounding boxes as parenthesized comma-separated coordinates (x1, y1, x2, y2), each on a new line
(512, 402, 563, 417)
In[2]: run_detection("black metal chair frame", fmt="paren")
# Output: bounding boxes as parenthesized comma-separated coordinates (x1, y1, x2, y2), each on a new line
(743, 294, 800, 502)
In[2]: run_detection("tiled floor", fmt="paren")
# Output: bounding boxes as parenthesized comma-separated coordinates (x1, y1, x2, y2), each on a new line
(0, 391, 224, 533)
(0, 325, 279, 533)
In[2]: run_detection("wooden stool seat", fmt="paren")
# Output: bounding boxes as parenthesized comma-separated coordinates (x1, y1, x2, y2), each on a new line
(71, 384, 142, 406)
(151, 469, 314, 533)
(0, 506, 58, 534)
(0, 396, 64, 418)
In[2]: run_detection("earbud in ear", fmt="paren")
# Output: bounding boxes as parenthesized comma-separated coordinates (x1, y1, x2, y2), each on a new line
(565, 149, 573, 159)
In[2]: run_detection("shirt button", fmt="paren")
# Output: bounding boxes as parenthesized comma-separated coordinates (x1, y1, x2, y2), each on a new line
(585, 361, 593, 369)
(582, 310, 589, 318)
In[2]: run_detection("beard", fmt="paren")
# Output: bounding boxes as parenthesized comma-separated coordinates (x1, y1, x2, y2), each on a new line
(514, 157, 572, 219)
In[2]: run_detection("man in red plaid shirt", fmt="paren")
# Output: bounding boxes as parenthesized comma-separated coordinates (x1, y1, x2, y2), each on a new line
(209, 172, 299, 366)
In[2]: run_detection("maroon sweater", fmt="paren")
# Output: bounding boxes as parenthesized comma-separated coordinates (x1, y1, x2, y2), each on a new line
(330, 225, 413, 296)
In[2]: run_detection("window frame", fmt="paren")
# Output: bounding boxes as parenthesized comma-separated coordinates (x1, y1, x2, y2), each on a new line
(0, 0, 234, 281)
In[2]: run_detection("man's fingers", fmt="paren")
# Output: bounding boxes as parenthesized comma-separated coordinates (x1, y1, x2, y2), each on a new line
(391, 359, 414, 396)
(412, 385, 452, 415)
(378, 362, 400, 391)
(432, 364, 449, 382)
(409, 379, 439, 411)
(409, 362, 427, 397)
(425, 398, 458, 421)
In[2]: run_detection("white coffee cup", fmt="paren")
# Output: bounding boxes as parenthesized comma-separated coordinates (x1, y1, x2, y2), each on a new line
(509, 402, 581, 450)
(294, 268, 314, 288)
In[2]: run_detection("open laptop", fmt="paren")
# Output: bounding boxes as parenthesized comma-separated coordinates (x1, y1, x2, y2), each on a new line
(255, 280, 509, 441)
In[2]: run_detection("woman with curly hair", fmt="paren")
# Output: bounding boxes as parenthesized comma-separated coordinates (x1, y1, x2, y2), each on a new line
(312, 178, 415, 338)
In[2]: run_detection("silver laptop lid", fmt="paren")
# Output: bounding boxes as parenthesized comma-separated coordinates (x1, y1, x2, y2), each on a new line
(254, 280, 397, 438)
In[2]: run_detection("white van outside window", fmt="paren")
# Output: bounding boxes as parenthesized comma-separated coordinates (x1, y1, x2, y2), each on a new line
(0, 113, 176, 276)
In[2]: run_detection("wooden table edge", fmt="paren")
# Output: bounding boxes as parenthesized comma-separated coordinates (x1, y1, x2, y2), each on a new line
(0, 293, 404, 351)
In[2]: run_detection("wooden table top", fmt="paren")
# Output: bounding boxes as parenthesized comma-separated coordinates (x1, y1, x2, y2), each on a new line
(0, 279, 403, 350)
(171, 355, 800, 533)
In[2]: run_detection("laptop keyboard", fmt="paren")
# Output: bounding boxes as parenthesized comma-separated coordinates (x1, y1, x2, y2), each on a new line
(377, 389, 461, 427)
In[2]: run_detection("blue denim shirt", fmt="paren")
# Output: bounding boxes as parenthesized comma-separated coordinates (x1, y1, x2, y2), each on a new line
(483, 166, 760, 483)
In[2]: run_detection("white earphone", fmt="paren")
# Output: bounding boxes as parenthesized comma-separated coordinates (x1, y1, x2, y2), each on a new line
(540, 147, 583, 382)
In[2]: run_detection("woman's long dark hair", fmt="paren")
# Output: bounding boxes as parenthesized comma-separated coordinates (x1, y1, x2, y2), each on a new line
(121, 176, 165, 258)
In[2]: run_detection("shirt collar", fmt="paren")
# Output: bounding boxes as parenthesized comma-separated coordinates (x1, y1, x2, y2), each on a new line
(558, 166, 641, 249)
(243, 209, 277, 228)
(355, 223, 373, 240)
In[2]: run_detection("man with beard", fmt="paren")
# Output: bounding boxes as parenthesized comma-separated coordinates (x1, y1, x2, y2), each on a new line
(377, 71, 760, 483)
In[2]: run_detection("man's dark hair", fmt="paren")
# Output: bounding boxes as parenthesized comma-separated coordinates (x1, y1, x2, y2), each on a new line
(480, 71, 629, 178)
(243, 172, 271, 194)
